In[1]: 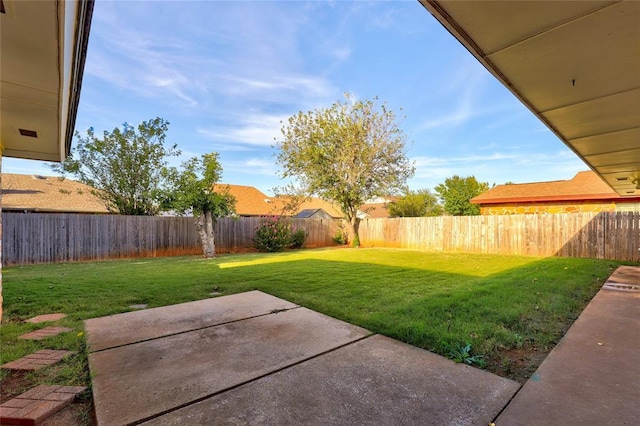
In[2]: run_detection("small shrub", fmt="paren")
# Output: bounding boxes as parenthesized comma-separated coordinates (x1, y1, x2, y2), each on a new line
(253, 216, 292, 252)
(332, 231, 347, 245)
(332, 222, 349, 245)
(290, 229, 307, 249)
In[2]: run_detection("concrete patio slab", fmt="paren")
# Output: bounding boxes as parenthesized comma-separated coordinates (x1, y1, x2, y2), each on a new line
(142, 334, 520, 426)
(85, 290, 298, 351)
(89, 306, 370, 425)
(605, 265, 640, 286)
(496, 275, 640, 425)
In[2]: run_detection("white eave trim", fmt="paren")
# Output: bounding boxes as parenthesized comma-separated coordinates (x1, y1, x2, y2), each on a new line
(59, 0, 94, 162)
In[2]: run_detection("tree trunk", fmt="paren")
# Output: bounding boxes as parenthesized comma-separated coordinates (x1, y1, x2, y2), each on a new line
(348, 216, 361, 248)
(194, 210, 216, 258)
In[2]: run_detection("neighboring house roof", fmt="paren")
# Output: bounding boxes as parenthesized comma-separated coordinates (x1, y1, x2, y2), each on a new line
(287, 197, 343, 218)
(360, 202, 390, 218)
(471, 171, 637, 205)
(213, 184, 281, 216)
(294, 209, 334, 219)
(213, 183, 395, 219)
(1, 173, 108, 213)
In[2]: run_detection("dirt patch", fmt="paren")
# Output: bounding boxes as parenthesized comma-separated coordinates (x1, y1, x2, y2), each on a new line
(488, 346, 549, 384)
(0, 370, 33, 402)
(41, 399, 95, 426)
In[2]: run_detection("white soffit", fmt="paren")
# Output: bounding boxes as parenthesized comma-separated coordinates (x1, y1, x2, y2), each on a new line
(419, 0, 640, 196)
(0, 0, 93, 162)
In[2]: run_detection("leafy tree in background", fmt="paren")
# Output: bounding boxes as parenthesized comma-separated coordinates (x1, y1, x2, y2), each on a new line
(51, 117, 180, 215)
(166, 153, 236, 258)
(276, 94, 414, 247)
(434, 175, 489, 216)
(388, 189, 443, 217)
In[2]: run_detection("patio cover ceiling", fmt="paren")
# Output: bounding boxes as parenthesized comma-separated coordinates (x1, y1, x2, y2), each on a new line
(1, 0, 93, 162)
(419, 0, 640, 196)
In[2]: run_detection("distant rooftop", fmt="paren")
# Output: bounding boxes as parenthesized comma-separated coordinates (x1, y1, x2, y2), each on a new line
(1, 173, 108, 213)
(472, 171, 629, 205)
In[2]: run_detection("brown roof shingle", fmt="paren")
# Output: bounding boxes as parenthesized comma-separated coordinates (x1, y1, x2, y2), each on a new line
(213, 184, 281, 216)
(213, 184, 345, 218)
(471, 171, 623, 205)
(1, 173, 109, 213)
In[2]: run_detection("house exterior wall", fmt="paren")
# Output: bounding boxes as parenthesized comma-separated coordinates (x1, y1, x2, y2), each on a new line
(478, 201, 640, 215)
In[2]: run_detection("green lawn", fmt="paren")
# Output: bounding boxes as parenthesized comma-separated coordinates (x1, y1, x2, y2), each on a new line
(0, 248, 623, 398)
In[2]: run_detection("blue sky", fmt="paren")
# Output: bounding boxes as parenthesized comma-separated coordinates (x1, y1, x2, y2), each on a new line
(5, 0, 587, 195)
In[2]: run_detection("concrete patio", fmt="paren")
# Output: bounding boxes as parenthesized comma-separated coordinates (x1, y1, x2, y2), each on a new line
(85, 291, 519, 425)
(86, 266, 640, 425)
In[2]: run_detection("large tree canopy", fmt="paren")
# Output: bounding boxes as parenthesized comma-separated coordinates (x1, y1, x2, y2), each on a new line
(167, 153, 236, 258)
(388, 189, 443, 217)
(51, 117, 180, 215)
(276, 94, 414, 246)
(434, 175, 490, 216)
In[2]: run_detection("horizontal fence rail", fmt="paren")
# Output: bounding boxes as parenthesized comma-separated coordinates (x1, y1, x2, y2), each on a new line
(359, 212, 639, 262)
(1, 213, 338, 265)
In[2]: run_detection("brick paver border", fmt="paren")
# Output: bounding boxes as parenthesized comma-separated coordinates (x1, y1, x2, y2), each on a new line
(1, 350, 77, 371)
(24, 314, 67, 324)
(18, 327, 73, 341)
(0, 385, 85, 426)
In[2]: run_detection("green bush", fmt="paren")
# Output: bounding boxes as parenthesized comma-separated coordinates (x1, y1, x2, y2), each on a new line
(253, 216, 292, 252)
(290, 229, 307, 249)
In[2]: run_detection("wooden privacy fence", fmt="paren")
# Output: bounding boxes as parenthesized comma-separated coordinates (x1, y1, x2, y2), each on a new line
(3, 212, 637, 265)
(359, 212, 640, 261)
(1, 213, 338, 265)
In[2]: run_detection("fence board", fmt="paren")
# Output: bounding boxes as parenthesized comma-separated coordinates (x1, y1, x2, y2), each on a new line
(3, 212, 637, 265)
(360, 212, 639, 261)
(2, 213, 338, 265)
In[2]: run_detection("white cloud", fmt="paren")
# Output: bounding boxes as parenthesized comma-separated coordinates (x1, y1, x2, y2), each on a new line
(198, 113, 289, 148)
(224, 158, 278, 177)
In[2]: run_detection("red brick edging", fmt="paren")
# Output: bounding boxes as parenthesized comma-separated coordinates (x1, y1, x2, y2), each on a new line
(0, 385, 86, 425)
(1, 350, 77, 371)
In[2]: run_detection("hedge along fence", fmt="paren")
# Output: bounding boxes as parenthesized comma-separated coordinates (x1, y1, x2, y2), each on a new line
(1, 213, 339, 266)
(358, 212, 640, 261)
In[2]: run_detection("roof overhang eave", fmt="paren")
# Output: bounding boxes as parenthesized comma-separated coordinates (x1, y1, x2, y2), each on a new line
(59, 0, 95, 161)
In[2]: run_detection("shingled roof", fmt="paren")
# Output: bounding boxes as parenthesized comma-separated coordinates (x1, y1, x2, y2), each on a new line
(471, 171, 625, 205)
(1, 173, 108, 213)
(212, 184, 282, 216)
(213, 184, 344, 218)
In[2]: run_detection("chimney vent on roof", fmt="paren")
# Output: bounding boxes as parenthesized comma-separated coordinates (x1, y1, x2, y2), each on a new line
(264, 199, 271, 203)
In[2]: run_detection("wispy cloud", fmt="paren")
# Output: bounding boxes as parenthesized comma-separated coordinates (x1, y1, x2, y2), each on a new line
(198, 113, 289, 149)
(224, 158, 278, 177)
(410, 149, 586, 189)
(86, 1, 341, 113)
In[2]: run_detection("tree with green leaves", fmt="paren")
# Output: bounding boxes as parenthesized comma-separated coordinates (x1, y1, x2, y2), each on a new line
(166, 153, 236, 258)
(276, 94, 414, 247)
(434, 175, 489, 216)
(388, 189, 443, 217)
(50, 117, 180, 215)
